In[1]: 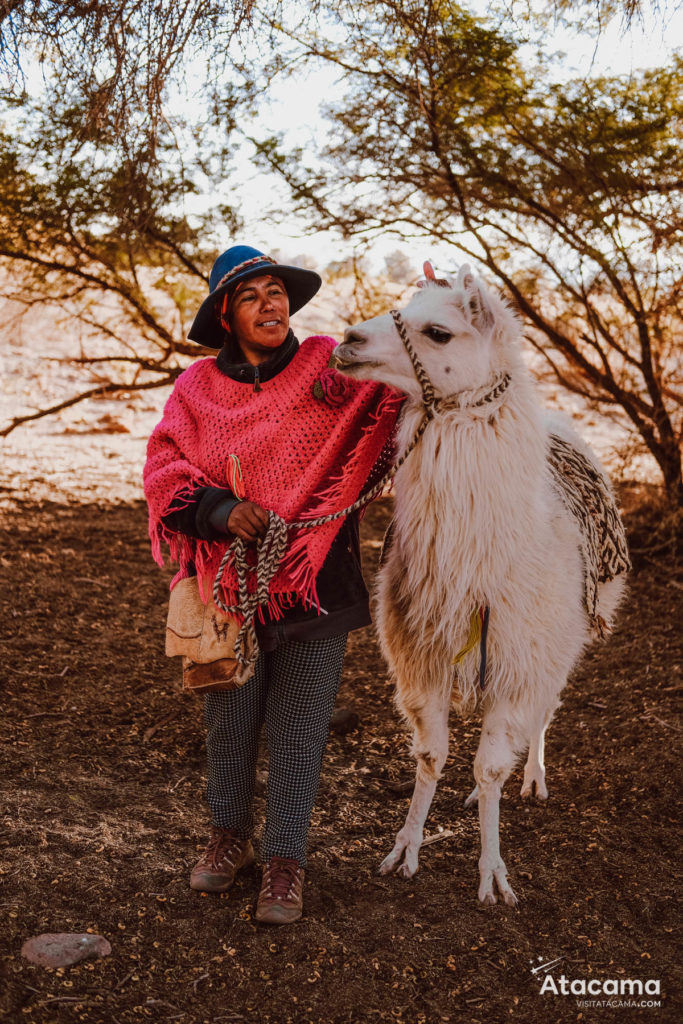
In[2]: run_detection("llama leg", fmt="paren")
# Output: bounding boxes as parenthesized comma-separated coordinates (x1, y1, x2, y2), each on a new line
(469, 703, 555, 807)
(474, 702, 520, 906)
(379, 689, 450, 879)
(464, 784, 478, 808)
(520, 704, 555, 801)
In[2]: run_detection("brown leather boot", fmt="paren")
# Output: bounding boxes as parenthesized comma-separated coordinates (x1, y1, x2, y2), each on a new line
(254, 857, 305, 925)
(189, 826, 255, 893)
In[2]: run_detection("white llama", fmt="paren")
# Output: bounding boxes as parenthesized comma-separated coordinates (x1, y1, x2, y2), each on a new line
(333, 263, 629, 906)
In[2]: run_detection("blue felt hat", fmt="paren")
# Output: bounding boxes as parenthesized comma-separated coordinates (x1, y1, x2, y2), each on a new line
(188, 245, 322, 348)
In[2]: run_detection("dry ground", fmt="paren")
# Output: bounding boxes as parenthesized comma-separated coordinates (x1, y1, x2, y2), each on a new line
(0, 490, 680, 1024)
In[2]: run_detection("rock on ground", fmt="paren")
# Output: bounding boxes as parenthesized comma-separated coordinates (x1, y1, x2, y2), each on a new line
(20, 933, 111, 968)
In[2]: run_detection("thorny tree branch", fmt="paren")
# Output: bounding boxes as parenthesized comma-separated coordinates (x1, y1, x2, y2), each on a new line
(0, 374, 179, 437)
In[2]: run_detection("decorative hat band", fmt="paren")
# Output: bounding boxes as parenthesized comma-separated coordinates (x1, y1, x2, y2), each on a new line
(215, 255, 277, 291)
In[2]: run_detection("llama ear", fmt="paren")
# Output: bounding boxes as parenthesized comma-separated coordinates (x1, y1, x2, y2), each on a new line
(469, 291, 494, 332)
(456, 264, 474, 291)
(457, 265, 494, 332)
(420, 261, 452, 289)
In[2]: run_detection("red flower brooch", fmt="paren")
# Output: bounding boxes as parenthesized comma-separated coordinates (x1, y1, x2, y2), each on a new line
(312, 367, 353, 407)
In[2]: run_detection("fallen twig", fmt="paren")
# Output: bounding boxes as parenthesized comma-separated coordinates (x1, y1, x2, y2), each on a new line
(38, 997, 101, 1004)
(113, 969, 136, 991)
(640, 713, 681, 732)
(421, 829, 455, 847)
(23, 712, 70, 719)
(143, 711, 179, 743)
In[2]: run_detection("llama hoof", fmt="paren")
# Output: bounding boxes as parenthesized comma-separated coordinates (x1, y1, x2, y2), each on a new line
(464, 785, 479, 809)
(379, 847, 406, 875)
(379, 857, 417, 878)
(520, 776, 548, 801)
(478, 865, 517, 907)
(502, 888, 519, 907)
(396, 858, 418, 880)
(379, 841, 419, 878)
(494, 868, 518, 907)
(379, 854, 398, 876)
(479, 884, 517, 907)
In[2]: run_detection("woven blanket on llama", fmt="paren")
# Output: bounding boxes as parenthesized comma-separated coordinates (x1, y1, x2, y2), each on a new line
(548, 433, 631, 634)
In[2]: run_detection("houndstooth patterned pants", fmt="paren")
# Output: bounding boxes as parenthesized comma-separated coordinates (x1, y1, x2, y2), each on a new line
(204, 633, 347, 866)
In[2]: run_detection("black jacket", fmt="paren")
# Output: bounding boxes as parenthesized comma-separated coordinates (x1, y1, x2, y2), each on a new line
(162, 332, 372, 651)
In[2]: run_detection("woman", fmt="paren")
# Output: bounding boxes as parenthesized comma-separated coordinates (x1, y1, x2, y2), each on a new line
(144, 245, 402, 925)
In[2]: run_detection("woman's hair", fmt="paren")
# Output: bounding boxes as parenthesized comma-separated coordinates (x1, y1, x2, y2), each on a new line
(213, 292, 244, 361)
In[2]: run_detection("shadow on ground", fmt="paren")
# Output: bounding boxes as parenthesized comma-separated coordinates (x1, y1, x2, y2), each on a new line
(0, 493, 679, 1023)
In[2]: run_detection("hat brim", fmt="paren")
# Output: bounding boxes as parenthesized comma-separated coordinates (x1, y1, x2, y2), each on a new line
(188, 264, 322, 349)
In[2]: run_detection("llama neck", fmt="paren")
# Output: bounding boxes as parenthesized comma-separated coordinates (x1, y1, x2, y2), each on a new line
(392, 373, 547, 615)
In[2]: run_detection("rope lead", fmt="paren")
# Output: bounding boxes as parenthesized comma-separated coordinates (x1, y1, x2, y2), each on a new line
(210, 416, 431, 675)
(212, 310, 511, 675)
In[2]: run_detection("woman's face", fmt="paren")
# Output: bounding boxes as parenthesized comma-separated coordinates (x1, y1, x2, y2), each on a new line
(229, 275, 290, 365)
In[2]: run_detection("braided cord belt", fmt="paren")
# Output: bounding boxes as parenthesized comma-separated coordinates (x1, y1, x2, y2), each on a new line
(212, 309, 510, 673)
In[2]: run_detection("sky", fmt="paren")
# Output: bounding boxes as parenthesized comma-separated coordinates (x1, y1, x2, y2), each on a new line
(219, 2, 681, 275)
(5, 0, 680, 279)
(3, 1, 676, 487)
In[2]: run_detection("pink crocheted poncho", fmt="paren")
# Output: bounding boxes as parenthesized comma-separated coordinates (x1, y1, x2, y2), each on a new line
(144, 335, 403, 618)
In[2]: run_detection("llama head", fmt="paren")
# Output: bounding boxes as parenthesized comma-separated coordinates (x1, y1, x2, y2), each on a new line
(334, 263, 520, 401)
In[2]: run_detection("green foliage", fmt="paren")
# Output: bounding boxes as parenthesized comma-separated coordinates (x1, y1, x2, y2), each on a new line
(248, 0, 683, 505)
(0, 2, 259, 435)
(0, 83, 243, 435)
(0, 0, 681, 507)
(0, 1, 255, 157)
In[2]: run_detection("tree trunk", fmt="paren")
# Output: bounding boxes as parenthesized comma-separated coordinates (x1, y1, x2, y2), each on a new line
(654, 440, 683, 511)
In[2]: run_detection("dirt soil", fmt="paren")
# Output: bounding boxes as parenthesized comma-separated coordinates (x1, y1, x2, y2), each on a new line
(0, 489, 680, 1024)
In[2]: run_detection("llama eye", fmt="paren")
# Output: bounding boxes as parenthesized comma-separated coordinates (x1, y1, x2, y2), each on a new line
(424, 326, 452, 344)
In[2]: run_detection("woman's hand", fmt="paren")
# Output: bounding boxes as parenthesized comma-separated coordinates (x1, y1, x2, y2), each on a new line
(227, 501, 270, 542)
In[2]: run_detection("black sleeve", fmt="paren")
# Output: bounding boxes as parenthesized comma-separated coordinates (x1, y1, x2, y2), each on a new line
(162, 486, 241, 541)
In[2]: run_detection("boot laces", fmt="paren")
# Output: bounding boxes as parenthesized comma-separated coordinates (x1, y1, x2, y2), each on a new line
(263, 857, 301, 899)
(203, 828, 242, 869)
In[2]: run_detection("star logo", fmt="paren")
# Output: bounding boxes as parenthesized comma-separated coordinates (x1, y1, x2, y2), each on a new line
(529, 955, 565, 975)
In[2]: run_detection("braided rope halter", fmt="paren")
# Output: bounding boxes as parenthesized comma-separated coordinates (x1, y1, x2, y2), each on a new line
(213, 307, 511, 673)
(389, 308, 511, 416)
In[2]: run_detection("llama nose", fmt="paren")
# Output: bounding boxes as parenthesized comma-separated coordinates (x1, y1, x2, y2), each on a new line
(343, 328, 367, 346)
